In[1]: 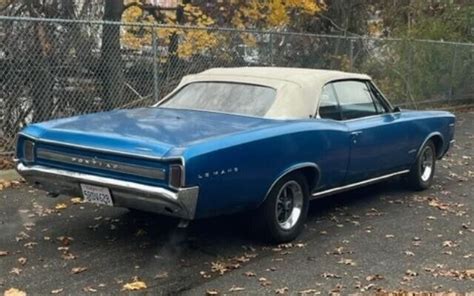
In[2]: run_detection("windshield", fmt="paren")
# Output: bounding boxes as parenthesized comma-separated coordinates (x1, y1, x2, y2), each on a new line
(160, 82, 277, 117)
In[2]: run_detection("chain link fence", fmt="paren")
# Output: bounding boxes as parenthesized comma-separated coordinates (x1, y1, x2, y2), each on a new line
(1, 16, 473, 155)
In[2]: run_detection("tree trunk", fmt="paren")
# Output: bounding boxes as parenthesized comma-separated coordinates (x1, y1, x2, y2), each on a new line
(31, 22, 55, 123)
(101, 0, 124, 110)
(165, 0, 190, 82)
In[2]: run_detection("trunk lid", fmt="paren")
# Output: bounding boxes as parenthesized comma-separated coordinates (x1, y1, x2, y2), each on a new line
(22, 107, 275, 158)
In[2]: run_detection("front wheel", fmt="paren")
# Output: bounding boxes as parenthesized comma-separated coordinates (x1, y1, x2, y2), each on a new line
(407, 140, 436, 190)
(253, 172, 309, 243)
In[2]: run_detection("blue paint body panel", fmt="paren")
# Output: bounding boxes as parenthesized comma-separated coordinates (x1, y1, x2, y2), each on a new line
(17, 107, 455, 219)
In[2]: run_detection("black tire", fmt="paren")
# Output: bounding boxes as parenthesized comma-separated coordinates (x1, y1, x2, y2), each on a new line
(253, 172, 309, 243)
(407, 140, 436, 190)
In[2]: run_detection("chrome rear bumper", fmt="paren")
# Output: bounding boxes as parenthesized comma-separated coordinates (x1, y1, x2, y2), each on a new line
(16, 163, 199, 219)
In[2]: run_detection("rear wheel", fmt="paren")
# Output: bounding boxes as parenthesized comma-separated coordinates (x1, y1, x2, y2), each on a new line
(407, 140, 436, 190)
(253, 172, 309, 243)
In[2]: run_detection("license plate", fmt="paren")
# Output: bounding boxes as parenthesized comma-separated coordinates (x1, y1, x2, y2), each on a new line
(80, 184, 113, 206)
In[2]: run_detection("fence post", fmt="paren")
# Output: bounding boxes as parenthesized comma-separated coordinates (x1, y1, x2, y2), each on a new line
(269, 32, 274, 66)
(449, 44, 458, 103)
(349, 38, 355, 71)
(152, 28, 159, 102)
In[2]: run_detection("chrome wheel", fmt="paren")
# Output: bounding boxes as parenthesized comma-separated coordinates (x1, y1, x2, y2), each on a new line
(420, 146, 434, 182)
(275, 180, 304, 230)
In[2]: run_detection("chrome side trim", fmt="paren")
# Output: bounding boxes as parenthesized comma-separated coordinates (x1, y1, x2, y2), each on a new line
(312, 170, 409, 199)
(263, 162, 321, 204)
(36, 148, 166, 180)
(18, 132, 184, 163)
(416, 132, 444, 159)
(16, 163, 199, 219)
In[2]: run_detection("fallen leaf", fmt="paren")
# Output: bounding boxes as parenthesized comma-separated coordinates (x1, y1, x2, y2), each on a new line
(211, 261, 228, 275)
(321, 272, 341, 278)
(18, 257, 27, 265)
(298, 289, 320, 295)
(71, 267, 87, 274)
(56, 236, 73, 246)
(10, 268, 22, 275)
(0, 251, 8, 256)
(50, 288, 63, 294)
(154, 272, 168, 279)
(243, 271, 256, 277)
(122, 280, 147, 291)
(403, 250, 415, 256)
(234, 256, 250, 263)
(54, 203, 67, 210)
(259, 277, 272, 287)
(23, 242, 37, 249)
(365, 274, 384, 281)
(82, 287, 97, 293)
(361, 283, 375, 291)
(228, 286, 245, 292)
(442, 240, 457, 248)
(385, 234, 395, 238)
(206, 289, 219, 295)
(275, 287, 288, 294)
(4, 288, 27, 296)
(61, 252, 76, 260)
(71, 198, 83, 204)
(338, 258, 356, 266)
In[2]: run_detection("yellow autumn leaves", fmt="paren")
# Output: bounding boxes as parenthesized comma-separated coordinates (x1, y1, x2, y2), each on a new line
(121, 0, 323, 59)
(121, 1, 218, 58)
(232, 0, 321, 28)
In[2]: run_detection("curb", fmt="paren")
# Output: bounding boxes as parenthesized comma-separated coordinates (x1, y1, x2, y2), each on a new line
(0, 169, 21, 181)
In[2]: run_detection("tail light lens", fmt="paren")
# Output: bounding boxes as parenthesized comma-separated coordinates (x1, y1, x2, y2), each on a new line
(169, 164, 184, 188)
(23, 140, 35, 163)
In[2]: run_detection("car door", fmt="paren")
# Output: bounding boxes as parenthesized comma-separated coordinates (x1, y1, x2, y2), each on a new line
(315, 84, 351, 191)
(329, 80, 413, 184)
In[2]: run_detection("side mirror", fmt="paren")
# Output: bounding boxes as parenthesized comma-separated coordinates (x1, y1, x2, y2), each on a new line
(393, 106, 402, 113)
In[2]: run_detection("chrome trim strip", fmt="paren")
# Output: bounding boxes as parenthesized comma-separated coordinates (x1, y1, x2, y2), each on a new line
(312, 170, 409, 198)
(416, 132, 444, 159)
(263, 162, 321, 204)
(18, 132, 184, 163)
(36, 148, 166, 180)
(17, 163, 177, 200)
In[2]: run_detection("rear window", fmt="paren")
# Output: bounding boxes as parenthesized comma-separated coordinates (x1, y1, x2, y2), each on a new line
(160, 82, 277, 117)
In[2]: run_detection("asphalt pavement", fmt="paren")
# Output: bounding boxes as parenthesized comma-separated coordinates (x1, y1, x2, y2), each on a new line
(1, 111, 473, 295)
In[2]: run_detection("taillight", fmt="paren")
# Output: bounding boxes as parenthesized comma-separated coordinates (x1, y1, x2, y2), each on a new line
(169, 164, 184, 188)
(23, 139, 35, 163)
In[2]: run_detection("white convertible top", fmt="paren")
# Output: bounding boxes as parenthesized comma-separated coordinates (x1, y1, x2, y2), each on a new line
(162, 67, 372, 119)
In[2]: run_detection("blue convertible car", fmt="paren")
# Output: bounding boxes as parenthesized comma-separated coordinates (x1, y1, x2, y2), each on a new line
(15, 67, 455, 242)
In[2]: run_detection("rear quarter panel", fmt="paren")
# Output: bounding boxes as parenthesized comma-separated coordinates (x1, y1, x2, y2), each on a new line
(181, 120, 350, 218)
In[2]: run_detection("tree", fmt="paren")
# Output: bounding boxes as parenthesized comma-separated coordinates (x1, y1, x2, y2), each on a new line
(102, 0, 125, 108)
